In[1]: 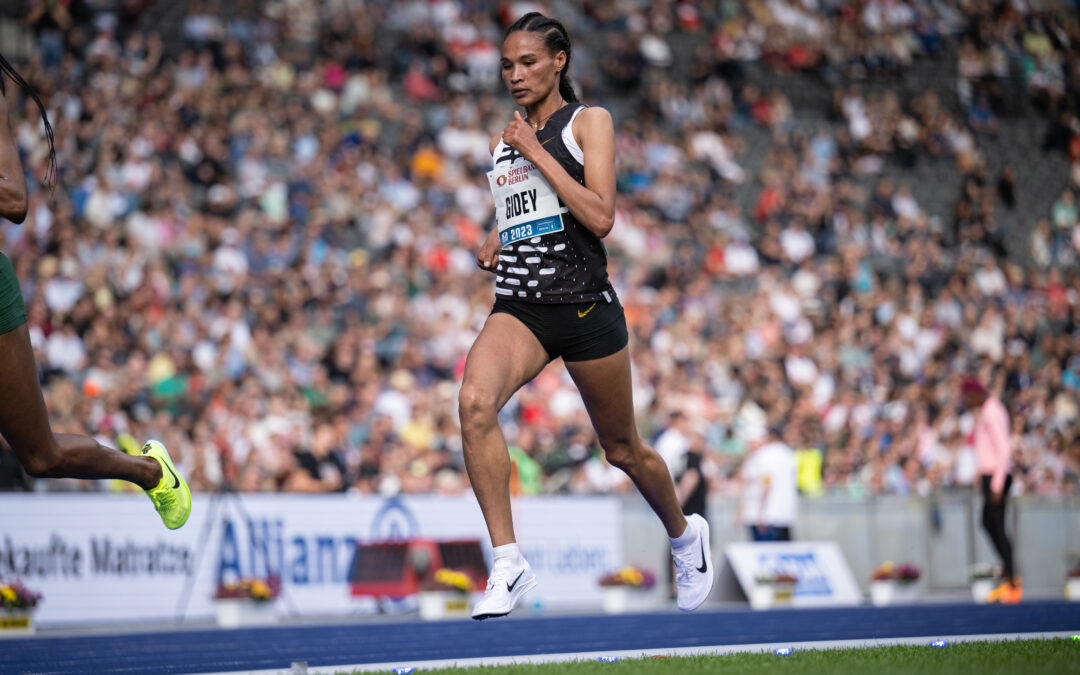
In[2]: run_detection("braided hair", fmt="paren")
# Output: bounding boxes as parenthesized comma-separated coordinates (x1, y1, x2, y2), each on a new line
(0, 52, 57, 190)
(504, 12, 578, 103)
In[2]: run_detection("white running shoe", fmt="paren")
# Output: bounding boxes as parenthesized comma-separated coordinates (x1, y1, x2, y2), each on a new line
(672, 513, 714, 611)
(471, 558, 537, 620)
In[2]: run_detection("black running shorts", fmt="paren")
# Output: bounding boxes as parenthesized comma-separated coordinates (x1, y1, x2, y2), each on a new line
(491, 295, 629, 363)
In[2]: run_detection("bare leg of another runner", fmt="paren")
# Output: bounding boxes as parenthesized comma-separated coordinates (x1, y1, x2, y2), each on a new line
(0, 323, 161, 488)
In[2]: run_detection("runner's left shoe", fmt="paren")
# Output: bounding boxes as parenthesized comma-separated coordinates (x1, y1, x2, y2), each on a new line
(672, 513, 714, 611)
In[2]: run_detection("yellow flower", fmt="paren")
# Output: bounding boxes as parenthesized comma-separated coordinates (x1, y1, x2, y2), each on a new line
(0, 586, 15, 603)
(435, 569, 472, 592)
(249, 581, 270, 599)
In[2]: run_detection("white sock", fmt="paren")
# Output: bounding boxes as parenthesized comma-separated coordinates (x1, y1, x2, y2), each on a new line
(669, 518, 697, 550)
(492, 543, 523, 566)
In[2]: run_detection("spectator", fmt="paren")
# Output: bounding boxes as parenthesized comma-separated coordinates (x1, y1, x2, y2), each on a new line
(964, 377, 1021, 604)
(738, 426, 798, 542)
(0, 0, 1074, 503)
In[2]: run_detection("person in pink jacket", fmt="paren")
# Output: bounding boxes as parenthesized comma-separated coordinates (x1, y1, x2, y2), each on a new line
(962, 377, 1021, 603)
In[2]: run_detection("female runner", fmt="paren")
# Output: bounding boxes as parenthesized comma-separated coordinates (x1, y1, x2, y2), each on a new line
(461, 13, 713, 619)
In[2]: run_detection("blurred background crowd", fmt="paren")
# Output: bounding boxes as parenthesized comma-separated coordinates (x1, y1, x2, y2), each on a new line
(0, 0, 1077, 500)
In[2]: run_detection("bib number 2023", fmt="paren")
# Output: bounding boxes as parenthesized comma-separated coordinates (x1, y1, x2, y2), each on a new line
(501, 223, 533, 245)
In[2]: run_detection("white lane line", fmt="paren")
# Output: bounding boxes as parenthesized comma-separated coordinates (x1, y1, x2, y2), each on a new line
(195, 631, 1078, 675)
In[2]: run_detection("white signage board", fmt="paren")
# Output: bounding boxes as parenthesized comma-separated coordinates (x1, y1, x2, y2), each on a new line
(0, 494, 622, 626)
(724, 541, 862, 608)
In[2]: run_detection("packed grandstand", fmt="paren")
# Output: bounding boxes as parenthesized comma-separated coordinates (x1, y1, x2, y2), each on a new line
(0, 0, 1077, 500)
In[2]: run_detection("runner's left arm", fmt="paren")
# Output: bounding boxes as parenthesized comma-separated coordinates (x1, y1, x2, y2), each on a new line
(502, 108, 616, 238)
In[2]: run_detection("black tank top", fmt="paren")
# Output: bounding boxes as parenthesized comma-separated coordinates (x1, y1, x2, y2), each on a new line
(491, 102, 615, 304)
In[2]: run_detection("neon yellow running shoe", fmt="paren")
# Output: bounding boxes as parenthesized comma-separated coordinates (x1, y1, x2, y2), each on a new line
(141, 440, 192, 530)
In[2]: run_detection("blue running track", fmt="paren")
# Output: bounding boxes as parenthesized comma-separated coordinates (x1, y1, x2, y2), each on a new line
(5, 601, 1079, 674)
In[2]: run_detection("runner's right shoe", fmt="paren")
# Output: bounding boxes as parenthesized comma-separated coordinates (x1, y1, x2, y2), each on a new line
(471, 558, 537, 620)
(140, 440, 192, 530)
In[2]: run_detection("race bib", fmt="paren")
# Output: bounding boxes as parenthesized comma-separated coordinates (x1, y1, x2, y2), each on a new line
(487, 158, 565, 247)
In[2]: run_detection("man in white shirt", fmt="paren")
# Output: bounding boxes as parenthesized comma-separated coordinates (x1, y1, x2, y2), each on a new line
(738, 426, 798, 541)
(655, 410, 692, 477)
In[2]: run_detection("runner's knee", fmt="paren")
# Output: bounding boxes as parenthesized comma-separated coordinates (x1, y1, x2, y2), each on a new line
(20, 442, 62, 478)
(600, 435, 642, 472)
(458, 384, 499, 432)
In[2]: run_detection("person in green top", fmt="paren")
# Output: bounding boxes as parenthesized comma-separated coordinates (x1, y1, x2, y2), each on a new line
(508, 428, 543, 496)
(0, 55, 190, 529)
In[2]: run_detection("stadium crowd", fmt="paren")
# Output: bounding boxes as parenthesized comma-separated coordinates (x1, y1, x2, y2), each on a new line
(0, 0, 1078, 500)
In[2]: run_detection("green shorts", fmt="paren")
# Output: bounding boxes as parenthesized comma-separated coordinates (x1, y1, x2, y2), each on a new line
(0, 252, 28, 335)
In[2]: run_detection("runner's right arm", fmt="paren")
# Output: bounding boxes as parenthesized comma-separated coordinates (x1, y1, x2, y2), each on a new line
(0, 86, 28, 223)
(476, 133, 504, 271)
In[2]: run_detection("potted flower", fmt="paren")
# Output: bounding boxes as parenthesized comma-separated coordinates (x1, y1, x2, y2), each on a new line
(0, 580, 41, 635)
(418, 568, 476, 621)
(869, 562, 921, 606)
(970, 563, 998, 604)
(1066, 562, 1080, 602)
(213, 575, 282, 628)
(598, 566, 656, 614)
(750, 571, 798, 610)
(869, 562, 896, 606)
(893, 563, 921, 601)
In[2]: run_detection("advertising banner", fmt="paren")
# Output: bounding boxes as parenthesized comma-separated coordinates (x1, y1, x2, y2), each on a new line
(0, 494, 622, 626)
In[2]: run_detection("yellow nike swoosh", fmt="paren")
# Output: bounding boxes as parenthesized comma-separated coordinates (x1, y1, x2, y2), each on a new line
(577, 302, 597, 318)
(540, 137, 554, 145)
